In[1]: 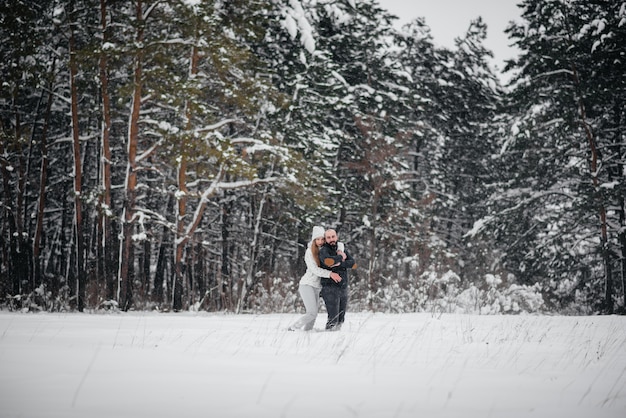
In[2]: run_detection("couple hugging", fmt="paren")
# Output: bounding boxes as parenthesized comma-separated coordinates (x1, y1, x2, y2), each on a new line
(289, 226, 356, 331)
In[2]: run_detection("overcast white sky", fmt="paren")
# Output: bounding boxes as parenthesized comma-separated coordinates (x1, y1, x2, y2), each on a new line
(377, 0, 523, 74)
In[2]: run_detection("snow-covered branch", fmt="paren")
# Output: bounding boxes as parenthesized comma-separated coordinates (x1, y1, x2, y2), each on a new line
(530, 69, 574, 81)
(196, 119, 239, 133)
(282, 0, 316, 54)
(176, 165, 278, 246)
(210, 177, 278, 193)
(466, 186, 577, 238)
(143, 1, 161, 21)
(136, 139, 163, 164)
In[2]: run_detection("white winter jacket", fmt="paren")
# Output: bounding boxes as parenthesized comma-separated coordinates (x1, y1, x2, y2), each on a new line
(298, 242, 344, 288)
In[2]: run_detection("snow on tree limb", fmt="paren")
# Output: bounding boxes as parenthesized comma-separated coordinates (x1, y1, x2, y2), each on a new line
(136, 139, 163, 164)
(195, 119, 239, 133)
(530, 69, 574, 81)
(230, 137, 285, 156)
(211, 177, 278, 192)
(142, 2, 160, 21)
(282, 0, 316, 54)
(466, 186, 577, 238)
(175, 165, 278, 246)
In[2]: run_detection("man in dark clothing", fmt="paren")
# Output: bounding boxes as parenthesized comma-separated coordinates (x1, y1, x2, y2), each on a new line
(319, 229, 355, 331)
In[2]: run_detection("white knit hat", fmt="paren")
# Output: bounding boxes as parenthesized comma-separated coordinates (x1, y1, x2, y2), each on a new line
(310, 226, 325, 242)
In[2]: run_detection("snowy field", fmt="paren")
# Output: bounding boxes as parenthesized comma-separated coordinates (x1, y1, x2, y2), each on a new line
(1, 312, 625, 418)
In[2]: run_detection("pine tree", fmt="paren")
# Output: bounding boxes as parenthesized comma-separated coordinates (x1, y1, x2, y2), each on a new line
(308, 0, 421, 305)
(0, 0, 50, 299)
(434, 19, 504, 283)
(479, 0, 626, 313)
(396, 17, 504, 289)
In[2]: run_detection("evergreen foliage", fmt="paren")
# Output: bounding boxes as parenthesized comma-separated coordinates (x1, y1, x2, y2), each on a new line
(0, 0, 624, 314)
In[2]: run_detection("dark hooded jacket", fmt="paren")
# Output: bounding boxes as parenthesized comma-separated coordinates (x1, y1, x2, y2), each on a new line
(319, 242, 355, 288)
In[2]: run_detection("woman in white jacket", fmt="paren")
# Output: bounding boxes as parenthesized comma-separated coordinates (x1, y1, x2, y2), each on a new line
(289, 226, 341, 331)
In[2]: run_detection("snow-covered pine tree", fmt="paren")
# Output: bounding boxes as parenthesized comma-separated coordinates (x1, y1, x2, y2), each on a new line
(150, 0, 298, 312)
(393, 17, 450, 286)
(0, 0, 55, 301)
(432, 19, 504, 285)
(395, 17, 504, 295)
(301, 0, 419, 306)
(242, 0, 341, 304)
(478, 0, 626, 313)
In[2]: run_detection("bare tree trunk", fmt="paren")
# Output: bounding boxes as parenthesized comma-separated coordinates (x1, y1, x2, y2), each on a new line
(23, 90, 47, 295)
(610, 99, 625, 313)
(118, 0, 145, 311)
(33, 61, 56, 288)
(195, 240, 206, 298)
(367, 195, 379, 311)
(219, 199, 232, 311)
(0, 123, 20, 296)
(154, 195, 174, 305)
(173, 42, 199, 312)
(237, 191, 266, 313)
(173, 154, 188, 311)
(5, 75, 33, 300)
(99, 0, 115, 301)
(571, 64, 613, 314)
(14, 96, 27, 284)
(0, 131, 10, 281)
(58, 180, 70, 291)
(140, 238, 151, 307)
(69, 3, 85, 311)
(619, 197, 626, 311)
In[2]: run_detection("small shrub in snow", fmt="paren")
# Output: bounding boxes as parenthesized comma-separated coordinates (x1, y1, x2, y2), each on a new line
(456, 274, 545, 315)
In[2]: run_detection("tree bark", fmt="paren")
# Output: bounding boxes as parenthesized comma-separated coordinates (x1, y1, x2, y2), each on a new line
(99, 0, 115, 301)
(33, 61, 56, 288)
(219, 199, 232, 311)
(0, 123, 20, 296)
(237, 191, 266, 313)
(571, 64, 612, 314)
(173, 152, 188, 311)
(173, 43, 199, 312)
(69, 3, 85, 311)
(154, 195, 174, 305)
(118, 0, 145, 311)
(610, 99, 625, 313)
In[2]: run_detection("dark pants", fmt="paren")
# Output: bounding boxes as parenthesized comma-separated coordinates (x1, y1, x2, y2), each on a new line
(321, 285, 348, 330)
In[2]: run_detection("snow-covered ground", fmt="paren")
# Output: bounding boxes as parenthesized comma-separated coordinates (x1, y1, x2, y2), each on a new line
(1, 311, 624, 418)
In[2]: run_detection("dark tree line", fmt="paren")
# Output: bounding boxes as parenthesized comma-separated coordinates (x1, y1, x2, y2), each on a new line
(1, 0, 624, 314)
